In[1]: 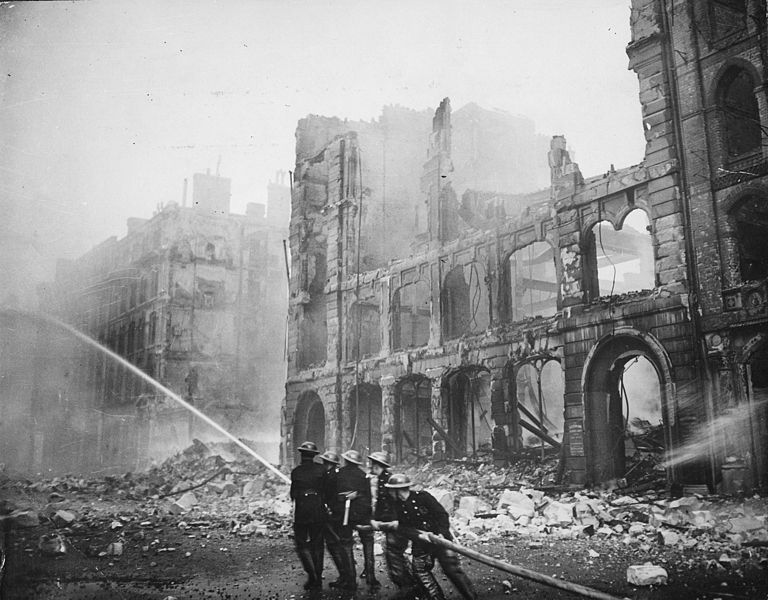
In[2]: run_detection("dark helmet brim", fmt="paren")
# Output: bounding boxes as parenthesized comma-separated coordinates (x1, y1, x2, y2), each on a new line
(368, 456, 391, 468)
(341, 451, 362, 464)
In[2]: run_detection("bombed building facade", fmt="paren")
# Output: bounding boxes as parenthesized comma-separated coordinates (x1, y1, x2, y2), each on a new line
(0, 172, 290, 476)
(282, 0, 768, 493)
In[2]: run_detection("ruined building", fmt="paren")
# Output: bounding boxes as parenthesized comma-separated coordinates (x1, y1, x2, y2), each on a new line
(282, 0, 768, 494)
(0, 172, 290, 476)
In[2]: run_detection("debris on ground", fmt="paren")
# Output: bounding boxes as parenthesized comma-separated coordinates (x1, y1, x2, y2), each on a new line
(627, 563, 668, 586)
(1, 438, 766, 595)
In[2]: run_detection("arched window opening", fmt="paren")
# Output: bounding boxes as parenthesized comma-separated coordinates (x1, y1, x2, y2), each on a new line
(205, 242, 216, 261)
(395, 377, 432, 464)
(513, 358, 564, 454)
(441, 266, 471, 340)
(508, 242, 558, 322)
(346, 301, 381, 360)
(585, 341, 667, 485)
(585, 211, 654, 300)
(467, 261, 490, 332)
(348, 384, 382, 456)
(731, 195, 768, 282)
(293, 392, 325, 466)
(621, 356, 665, 477)
(444, 370, 492, 458)
(392, 281, 430, 350)
(717, 67, 762, 161)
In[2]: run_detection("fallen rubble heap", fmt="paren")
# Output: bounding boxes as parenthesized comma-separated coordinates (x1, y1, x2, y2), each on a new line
(1, 440, 766, 590)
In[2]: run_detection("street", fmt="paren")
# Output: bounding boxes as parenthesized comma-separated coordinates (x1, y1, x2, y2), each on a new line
(4, 512, 768, 600)
(2, 441, 767, 600)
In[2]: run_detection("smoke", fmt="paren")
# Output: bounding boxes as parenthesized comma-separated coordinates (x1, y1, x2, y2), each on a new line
(0, 309, 285, 480)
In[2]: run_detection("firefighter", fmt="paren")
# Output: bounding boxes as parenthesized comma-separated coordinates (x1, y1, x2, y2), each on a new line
(367, 451, 416, 592)
(289, 441, 326, 590)
(326, 449, 375, 590)
(376, 473, 477, 600)
(318, 450, 347, 588)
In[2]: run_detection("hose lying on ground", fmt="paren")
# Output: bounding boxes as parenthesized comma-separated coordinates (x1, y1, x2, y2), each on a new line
(359, 524, 626, 600)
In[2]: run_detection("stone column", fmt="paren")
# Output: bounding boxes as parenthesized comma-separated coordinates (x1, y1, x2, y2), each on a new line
(380, 277, 392, 356)
(755, 84, 768, 158)
(380, 375, 397, 457)
(489, 374, 509, 466)
(426, 368, 445, 460)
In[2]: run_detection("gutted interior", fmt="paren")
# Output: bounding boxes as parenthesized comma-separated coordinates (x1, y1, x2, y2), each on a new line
(282, 0, 768, 494)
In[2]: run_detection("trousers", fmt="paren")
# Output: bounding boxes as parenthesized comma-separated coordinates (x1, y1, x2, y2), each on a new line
(293, 522, 325, 588)
(411, 541, 477, 600)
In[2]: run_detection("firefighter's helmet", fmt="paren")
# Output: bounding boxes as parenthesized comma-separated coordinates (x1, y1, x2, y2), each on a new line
(384, 473, 412, 489)
(341, 449, 363, 464)
(297, 441, 320, 454)
(319, 450, 339, 464)
(367, 451, 392, 468)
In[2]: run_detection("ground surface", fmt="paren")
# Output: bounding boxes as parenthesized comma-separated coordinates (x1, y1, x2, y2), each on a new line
(3, 501, 768, 600)
(2, 443, 767, 600)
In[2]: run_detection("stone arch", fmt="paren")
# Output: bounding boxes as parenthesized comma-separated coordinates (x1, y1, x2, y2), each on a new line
(581, 329, 676, 485)
(441, 265, 471, 340)
(508, 354, 565, 452)
(292, 391, 325, 465)
(442, 366, 493, 458)
(707, 57, 763, 108)
(347, 383, 382, 456)
(713, 63, 763, 163)
(394, 375, 432, 464)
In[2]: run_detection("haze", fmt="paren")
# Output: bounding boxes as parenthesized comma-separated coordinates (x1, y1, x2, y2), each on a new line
(0, 0, 644, 306)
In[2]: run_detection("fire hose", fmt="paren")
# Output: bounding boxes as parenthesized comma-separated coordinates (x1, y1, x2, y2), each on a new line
(358, 525, 625, 600)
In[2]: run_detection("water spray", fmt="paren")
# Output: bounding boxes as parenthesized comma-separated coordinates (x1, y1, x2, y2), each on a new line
(6, 309, 290, 484)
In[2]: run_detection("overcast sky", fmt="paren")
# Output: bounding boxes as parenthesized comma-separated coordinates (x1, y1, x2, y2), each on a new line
(0, 0, 644, 306)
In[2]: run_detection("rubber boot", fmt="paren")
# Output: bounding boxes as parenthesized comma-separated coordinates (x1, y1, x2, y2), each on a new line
(297, 547, 319, 590)
(362, 535, 380, 589)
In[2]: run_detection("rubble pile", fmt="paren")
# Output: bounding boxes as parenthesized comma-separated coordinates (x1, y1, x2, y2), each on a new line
(386, 457, 768, 584)
(1, 439, 292, 560)
(2, 441, 767, 591)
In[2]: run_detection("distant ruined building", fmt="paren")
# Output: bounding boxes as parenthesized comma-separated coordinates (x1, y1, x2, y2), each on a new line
(0, 172, 290, 476)
(282, 0, 768, 494)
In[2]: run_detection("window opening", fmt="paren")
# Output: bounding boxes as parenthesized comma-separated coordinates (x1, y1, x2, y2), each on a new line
(731, 195, 768, 282)
(589, 210, 654, 298)
(392, 281, 430, 350)
(395, 377, 432, 464)
(508, 242, 558, 321)
(718, 67, 761, 161)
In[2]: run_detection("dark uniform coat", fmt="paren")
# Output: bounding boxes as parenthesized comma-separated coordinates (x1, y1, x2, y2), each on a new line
(391, 490, 452, 540)
(290, 460, 327, 525)
(373, 469, 395, 521)
(328, 463, 372, 525)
